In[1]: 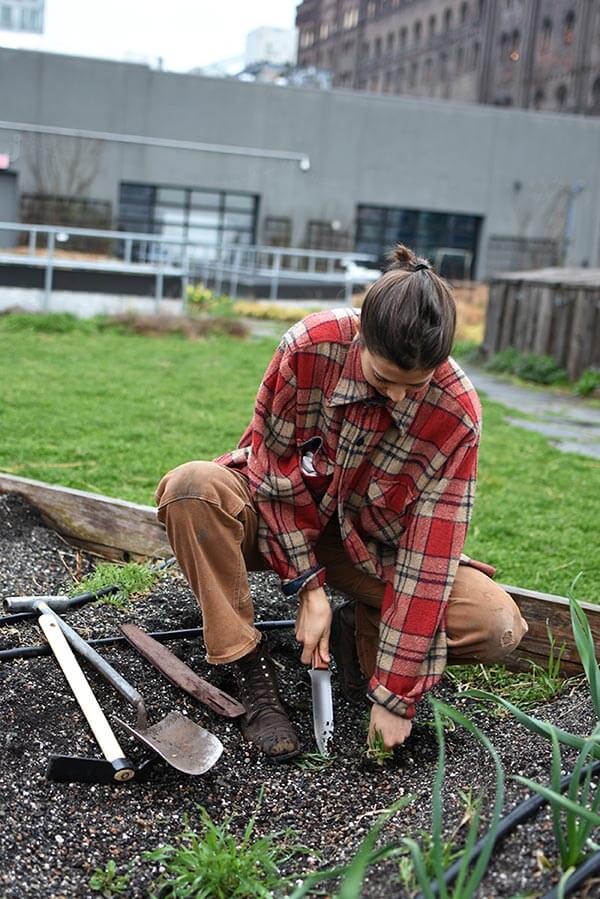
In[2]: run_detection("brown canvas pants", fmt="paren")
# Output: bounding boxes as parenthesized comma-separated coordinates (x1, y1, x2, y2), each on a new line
(156, 461, 528, 674)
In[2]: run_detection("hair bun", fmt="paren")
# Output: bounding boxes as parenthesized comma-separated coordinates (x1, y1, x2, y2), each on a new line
(387, 243, 432, 273)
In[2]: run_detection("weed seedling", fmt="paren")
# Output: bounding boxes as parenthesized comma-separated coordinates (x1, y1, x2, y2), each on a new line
(145, 791, 310, 898)
(288, 798, 413, 898)
(365, 729, 394, 766)
(447, 625, 570, 715)
(89, 859, 130, 896)
(294, 751, 337, 772)
(397, 788, 480, 896)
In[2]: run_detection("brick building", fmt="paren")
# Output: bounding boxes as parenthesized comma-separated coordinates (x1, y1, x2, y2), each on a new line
(296, 0, 600, 115)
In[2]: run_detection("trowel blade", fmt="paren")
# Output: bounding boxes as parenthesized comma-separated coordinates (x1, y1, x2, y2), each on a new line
(309, 667, 334, 756)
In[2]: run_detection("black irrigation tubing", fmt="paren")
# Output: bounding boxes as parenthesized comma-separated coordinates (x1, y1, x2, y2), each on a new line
(541, 848, 600, 899)
(0, 557, 177, 626)
(418, 759, 600, 899)
(0, 620, 296, 661)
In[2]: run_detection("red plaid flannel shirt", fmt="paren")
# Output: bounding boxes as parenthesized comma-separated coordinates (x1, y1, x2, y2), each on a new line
(216, 309, 482, 717)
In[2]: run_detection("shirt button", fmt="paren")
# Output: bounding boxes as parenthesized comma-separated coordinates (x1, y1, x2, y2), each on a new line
(356, 437, 365, 446)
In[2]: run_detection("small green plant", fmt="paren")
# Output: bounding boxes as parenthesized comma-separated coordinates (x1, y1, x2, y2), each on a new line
(288, 798, 412, 898)
(365, 728, 394, 766)
(89, 859, 130, 896)
(70, 561, 160, 608)
(485, 348, 568, 385)
(294, 751, 337, 772)
(145, 791, 309, 898)
(401, 698, 505, 899)
(465, 594, 600, 876)
(397, 789, 478, 896)
(574, 367, 600, 397)
(447, 627, 569, 714)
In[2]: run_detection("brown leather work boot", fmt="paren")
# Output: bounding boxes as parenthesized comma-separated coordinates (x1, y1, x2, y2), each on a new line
(232, 639, 301, 761)
(330, 602, 369, 704)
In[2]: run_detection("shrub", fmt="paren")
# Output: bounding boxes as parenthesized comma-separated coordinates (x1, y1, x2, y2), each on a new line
(0, 311, 101, 334)
(452, 340, 486, 365)
(233, 300, 315, 324)
(574, 367, 600, 397)
(186, 283, 236, 317)
(485, 349, 567, 385)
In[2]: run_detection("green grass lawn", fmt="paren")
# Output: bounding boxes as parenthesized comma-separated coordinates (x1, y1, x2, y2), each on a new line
(2, 322, 599, 602)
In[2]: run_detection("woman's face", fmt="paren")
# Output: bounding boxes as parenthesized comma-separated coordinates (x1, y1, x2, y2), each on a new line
(359, 345, 435, 404)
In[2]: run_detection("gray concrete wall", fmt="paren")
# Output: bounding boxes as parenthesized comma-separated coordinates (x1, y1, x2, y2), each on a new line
(2, 47, 600, 277)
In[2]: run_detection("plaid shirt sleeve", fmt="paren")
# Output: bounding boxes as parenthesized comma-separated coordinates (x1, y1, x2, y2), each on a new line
(368, 437, 479, 717)
(245, 340, 327, 596)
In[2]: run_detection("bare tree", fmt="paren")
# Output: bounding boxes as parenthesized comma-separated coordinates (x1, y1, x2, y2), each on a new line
(24, 133, 105, 197)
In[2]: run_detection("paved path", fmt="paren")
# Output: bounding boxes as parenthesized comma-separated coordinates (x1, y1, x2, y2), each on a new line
(468, 370, 600, 461)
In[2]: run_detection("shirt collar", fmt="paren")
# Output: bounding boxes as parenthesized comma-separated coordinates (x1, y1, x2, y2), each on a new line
(326, 337, 423, 428)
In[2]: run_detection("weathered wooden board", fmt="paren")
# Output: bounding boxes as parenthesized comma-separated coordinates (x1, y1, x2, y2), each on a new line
(1, 473, 599, 673)
(501, 584, 600, 675)
(534, 285, 554, 356)
(0, 472, 171, 561)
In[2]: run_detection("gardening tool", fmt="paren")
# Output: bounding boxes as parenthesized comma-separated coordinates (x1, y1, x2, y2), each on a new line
(30, 601, 223, 777)
(38, 612, 138, 785)
(120, 623, 244, 718)
(309, 660, 334, 756)
(0, 620, 296, 661)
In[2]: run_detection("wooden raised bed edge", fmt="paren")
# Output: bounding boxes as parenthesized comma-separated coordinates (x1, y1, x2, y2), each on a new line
(1, 472, 597, 676)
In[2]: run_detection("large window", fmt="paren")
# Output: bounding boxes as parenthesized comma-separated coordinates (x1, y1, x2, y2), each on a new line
(118, 183, 259, 255)
(355, 204, 481, 277)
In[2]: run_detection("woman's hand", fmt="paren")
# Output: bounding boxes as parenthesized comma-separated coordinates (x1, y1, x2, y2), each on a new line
(368, 703, 413, 749)
(295, 587, 332, 667)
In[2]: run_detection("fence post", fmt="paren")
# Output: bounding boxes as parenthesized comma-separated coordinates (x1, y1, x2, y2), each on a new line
(43, 231, 55, 312)
(230, 247, 242, 300)
(181, 243, 190, 315)
(155, 255, 164, 313)
(28, 229, 36, 256)
(215, 247, 224, 296)
(270, 251, 281, 301)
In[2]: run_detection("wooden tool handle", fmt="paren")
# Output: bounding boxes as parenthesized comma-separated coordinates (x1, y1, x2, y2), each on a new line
(38, 614, 126, 764)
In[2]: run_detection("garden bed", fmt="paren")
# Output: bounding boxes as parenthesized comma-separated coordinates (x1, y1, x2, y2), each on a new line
(0, 493, 597, 898)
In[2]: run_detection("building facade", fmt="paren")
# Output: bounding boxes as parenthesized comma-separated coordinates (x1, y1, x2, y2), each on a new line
(2, 48, 600, 279)
(0, 0, 44, 33)
(296, 0, 600, 115)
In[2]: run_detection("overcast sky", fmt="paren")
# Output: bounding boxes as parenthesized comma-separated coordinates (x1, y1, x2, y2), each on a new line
(0, 0, 299, 71)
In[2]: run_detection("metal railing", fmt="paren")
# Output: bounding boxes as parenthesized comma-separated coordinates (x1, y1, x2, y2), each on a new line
(0, 222, 378, 312)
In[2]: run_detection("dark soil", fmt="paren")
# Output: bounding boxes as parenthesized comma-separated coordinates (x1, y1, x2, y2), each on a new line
(0, 493, 598, 899)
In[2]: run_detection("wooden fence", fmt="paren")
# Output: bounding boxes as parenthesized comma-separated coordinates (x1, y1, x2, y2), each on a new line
(484, 268, 600, 380)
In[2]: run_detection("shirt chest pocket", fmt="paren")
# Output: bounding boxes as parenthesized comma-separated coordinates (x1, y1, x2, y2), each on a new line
(359, 477, 416, 547)
(298, 437, 334, 500)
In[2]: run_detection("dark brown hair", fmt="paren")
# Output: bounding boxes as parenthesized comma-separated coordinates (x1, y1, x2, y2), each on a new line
(359, 244, 456, 370)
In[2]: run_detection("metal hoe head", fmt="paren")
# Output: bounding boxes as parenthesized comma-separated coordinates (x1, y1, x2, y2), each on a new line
(114, 712, 223, 776)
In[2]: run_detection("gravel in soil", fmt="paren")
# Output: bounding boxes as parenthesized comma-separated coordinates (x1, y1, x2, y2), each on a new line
(1, 494, 598, 899)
